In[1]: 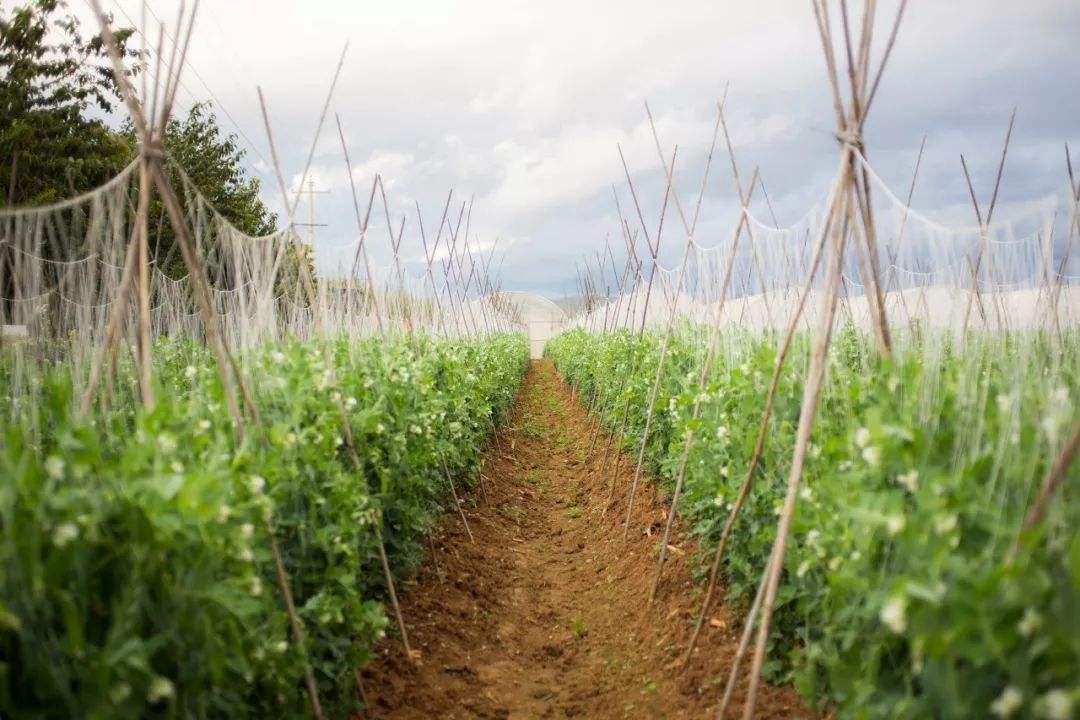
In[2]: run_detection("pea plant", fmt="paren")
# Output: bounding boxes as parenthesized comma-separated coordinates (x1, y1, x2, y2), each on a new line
(547, 326, 1078, 720)
(0, 333, 528, 719)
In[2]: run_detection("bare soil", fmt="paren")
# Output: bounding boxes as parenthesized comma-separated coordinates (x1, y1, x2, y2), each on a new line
(360, 360, 813, 719)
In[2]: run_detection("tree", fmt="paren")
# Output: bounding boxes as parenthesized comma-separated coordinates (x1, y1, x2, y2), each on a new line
(1, 1, 314, 290)
(146, 103, 317, 294)
(140, 102, 279, 280)
(0, 0, 136, 205)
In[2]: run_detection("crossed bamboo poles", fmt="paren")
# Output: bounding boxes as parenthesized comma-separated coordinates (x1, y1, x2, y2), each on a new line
(568, 3, 1077, 718)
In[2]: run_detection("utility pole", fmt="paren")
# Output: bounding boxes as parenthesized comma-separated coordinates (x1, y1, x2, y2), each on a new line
(293, 179, 329, 246)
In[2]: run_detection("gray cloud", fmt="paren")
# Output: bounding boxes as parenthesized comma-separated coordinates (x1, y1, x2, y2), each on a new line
(91, 0, 1080, 295)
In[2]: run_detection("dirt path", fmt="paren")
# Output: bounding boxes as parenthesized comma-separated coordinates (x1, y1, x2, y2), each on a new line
(362, 360, 811, 719)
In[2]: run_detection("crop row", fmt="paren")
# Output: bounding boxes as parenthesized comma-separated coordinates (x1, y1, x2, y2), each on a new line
(0, 333, 529, 718)
(547, 326, 1078, 719)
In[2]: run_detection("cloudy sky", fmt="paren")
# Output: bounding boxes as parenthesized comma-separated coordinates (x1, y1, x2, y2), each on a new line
(85, 0, 1080, 296)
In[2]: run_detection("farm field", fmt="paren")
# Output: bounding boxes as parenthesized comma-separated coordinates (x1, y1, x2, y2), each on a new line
(2, 0, 1079, 718)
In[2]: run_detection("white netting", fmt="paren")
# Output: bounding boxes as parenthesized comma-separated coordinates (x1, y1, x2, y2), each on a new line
(0, 157, 523, 411)
(568, 154, 1078, 338)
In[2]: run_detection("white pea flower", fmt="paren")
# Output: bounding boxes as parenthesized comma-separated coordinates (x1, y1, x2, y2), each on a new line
(330, 391, 342, 403)
(716, 425, 728, 441)
(935, 514, 958, 535)
(185, 365, 197, 379)
(1018, 608, 1042, 637)
(52, 522, 79, 547)
(285, 433, 296, 446)
(991, 687, 1023, 718)
(851, 550, 862, 561)
(334, 436, 343, 447)
(198, 419, 211, 432)
(712, 495, 725, 507)
(217, 505, 231, 523)
(170, 461, 183, 474)
(237, 547, 253, 562)
(912, 646, 925, 674)
(896, 469, 919, 493)
(862, 445, 882, 467)
(273, 640, 288, 654)
(880, 595, 907, 634)
(44, 455, 65, 480)
(157, 433, 177, 454)
(239, 523, 254, 540)
(248, 475, 266, 495)
(799, 486, 813, 501)
(885, 514, 906, 536)
(855, 427, 871, 448)
(1040, 690, 1072, 720)
(147, 676, 175, 703)
(249, 576, 263, 597)
(1040, 415, 1062, 442)
(796, 560, 811, 579)
(271, 351, 286, 364)
(345, 397, 358, 410)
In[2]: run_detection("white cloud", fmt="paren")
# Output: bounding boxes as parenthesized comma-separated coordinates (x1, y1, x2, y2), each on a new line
(76, 0, 1080, 294)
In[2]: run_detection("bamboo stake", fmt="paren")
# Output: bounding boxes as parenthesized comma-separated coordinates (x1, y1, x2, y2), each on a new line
(1019, 418, 1080, 534)
(266, 520, 325, 720)
(740, 177, 853, 720)
(261, 101, 416, 668)
(730, 4, 909, 714)
(959, 109, 1017, 340)
(135, 158, 154, 409)
(683, 170, 837, 665)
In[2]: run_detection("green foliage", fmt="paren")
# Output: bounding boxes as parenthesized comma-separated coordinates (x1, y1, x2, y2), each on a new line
(0, 2, 297, 289)
(547, 326, 1080, 719)
(0, 0, 136, 205)
(0, 333, 528, 718)
(136, 102, 285, 282)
